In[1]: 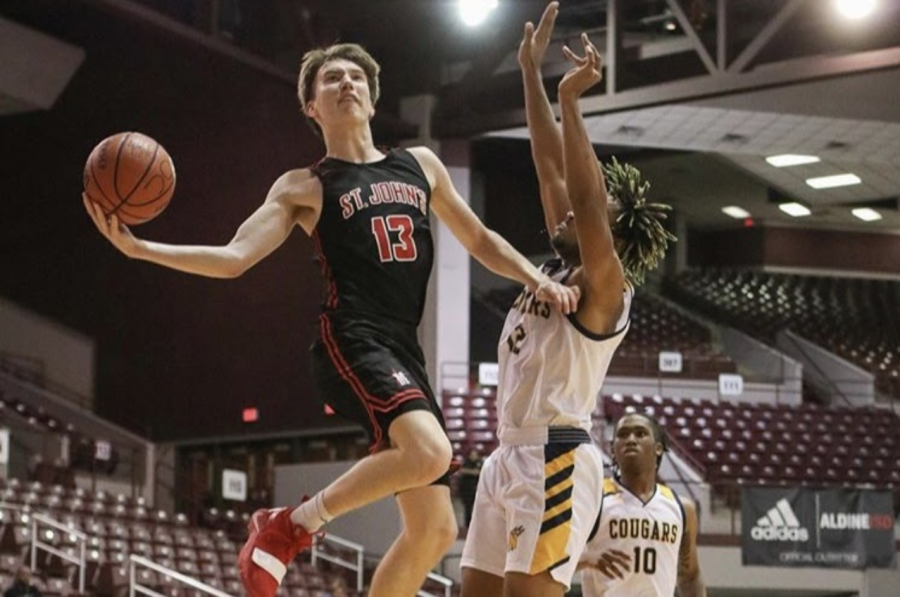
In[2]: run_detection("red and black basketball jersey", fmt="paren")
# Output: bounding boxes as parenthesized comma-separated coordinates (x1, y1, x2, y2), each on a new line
(311, 149, 434, 327)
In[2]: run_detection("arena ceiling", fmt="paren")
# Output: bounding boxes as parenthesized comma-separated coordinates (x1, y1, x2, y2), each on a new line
(4, 0, 900, 233)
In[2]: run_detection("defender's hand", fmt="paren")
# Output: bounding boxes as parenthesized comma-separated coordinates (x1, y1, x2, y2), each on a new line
(559, 33, 603, 100)
(579, 549, 632, 579)
(534, 278, 580, 315)
(518, 2, 559, 70)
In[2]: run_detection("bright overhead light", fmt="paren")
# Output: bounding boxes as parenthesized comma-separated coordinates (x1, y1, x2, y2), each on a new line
(806, 173, 862, 189)
(458, 0, 498, 27)
(851, 207, 882, 222)
(765, 154, 821, 168)
(722, 206, 751, 219)
(779, 202, 812, 217)
(834, 0, 877, 19)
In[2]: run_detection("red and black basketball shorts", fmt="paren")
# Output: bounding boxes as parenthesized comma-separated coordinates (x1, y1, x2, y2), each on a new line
(311, 313, 451, 485)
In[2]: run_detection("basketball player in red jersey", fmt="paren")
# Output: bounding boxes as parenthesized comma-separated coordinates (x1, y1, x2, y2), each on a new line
(84, 43, 579, 597)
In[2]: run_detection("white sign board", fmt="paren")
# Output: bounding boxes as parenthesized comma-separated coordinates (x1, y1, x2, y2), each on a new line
(478, 362, 499, 386)
(222, 469, 248, 501)
(95, 440, 112, 461)
(658, 351, 683, 373)
(719, 373, 744, 396)
(0, 429, 8, 465)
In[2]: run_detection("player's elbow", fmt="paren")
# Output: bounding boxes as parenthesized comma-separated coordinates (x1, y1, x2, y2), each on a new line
(676, 572, 706, 597)
(219, 251, 254, 278)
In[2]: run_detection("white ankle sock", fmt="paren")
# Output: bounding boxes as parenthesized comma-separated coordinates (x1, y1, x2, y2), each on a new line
(290, 492, 333, 532)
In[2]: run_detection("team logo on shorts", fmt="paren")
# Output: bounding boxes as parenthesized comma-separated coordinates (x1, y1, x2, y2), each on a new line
(508, 525, 525, 551)
(391, 370, 411, 386)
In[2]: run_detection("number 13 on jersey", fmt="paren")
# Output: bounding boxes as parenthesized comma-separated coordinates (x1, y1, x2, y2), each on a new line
(371, 215, 417, 262)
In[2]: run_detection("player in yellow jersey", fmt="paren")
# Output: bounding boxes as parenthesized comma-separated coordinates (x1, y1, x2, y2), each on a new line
(580, 412, 706, 596)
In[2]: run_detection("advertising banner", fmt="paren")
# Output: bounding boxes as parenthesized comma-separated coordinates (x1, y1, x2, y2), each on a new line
(742, 486, 895, 569)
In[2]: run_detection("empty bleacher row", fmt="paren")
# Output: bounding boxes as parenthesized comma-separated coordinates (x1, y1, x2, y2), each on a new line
(444, 389, 498, 458)
(602, 394, 900, 498)
(612, 293, 737, 378)
(0, 389, 121, 480)
(0, 479, 351, 597)
(665, 269, 900, 397)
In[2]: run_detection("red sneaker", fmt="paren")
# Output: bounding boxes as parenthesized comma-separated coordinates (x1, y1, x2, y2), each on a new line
(238, 505, 316, 597)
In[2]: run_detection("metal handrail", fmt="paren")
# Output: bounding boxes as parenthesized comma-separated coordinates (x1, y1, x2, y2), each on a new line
(311, 533, 365, 593)
(417, 571, 453, 597)
(128, 555, 234, 597)
(30, 512, 88, 593)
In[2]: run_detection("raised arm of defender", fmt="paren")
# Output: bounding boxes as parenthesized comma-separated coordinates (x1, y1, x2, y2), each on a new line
(519, 1, 569, 234)
(557, 34, 627, 333)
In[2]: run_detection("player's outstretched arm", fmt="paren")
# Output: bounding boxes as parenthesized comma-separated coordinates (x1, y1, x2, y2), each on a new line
(83, 169, 318, 278)
(410, 146, 579, 314)
(676, 498, 707, 597)
(558, 34, 626, 331)
(519, 1, 570, 234)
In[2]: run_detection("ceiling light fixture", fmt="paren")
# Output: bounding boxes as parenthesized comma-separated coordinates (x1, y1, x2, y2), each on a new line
(458, 0, 498, 27)
(722, 206, 751, 219)
(806, 174, 862, 189)
(779, 202, 812, 217)
(834, 0, 877, 20)
(765, 154, 821, 168)
(851, 207, 882, 222)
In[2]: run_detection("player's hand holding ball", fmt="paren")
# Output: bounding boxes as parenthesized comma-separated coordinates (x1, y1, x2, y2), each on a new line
(83, 131, 176, 255)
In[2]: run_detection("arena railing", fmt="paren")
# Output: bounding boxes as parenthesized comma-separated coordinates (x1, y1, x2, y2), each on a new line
(128, 554, 234, 597)
(417, 571, 453, 597)
(31, 512, 88, 593)
(311, 532, 365, 593)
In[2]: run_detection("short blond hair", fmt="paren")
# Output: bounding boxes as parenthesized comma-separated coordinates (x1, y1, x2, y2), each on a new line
(297, 43, 381, 136)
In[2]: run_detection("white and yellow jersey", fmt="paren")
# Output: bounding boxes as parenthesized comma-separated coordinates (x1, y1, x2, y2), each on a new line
(581, 478, 685, 597)
(496, 260, 632, 444)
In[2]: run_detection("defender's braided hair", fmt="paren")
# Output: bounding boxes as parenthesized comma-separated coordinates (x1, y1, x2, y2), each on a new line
(603, 157, 677, 286)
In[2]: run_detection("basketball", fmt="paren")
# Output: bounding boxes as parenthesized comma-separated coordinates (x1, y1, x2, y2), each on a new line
(83, 132, 176, 226)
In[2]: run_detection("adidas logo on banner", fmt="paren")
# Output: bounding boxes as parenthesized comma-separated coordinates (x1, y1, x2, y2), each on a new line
(751, 498, 809, 542)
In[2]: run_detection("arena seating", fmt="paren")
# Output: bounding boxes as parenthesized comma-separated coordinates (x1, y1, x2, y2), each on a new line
(611, 293, 737, 378)
(0, 390, 120, 480)
(603, 394, 900, 500)
(442, 389, 498, 458)
(664, 269, 900, 398)
(0, 479, 358, 597)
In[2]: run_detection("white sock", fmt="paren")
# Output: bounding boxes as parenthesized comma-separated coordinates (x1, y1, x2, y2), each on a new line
(290, 492, 333, 532)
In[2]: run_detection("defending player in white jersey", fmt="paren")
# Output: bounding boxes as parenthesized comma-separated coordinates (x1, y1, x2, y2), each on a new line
(460, 4, 675, 596)
(580, 412, 706, 597)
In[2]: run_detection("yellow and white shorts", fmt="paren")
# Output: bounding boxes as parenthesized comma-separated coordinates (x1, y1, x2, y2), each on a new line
(460, 427, 604, 590)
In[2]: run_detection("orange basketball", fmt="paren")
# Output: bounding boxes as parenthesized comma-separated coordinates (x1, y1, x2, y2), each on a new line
(83, 132, 176, 225)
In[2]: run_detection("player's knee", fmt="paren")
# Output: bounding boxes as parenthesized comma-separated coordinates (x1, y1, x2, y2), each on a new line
(408, 505, 457, 553)
(408, 434, 453, 485)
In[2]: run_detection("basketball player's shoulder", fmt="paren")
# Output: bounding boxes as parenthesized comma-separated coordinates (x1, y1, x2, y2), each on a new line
(656, 483, 684, 504)
(269, 167, 323, 207)
(602, 477, 621, 497)
(403, 145, 437, 161)
(403, 146, 441, 187)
